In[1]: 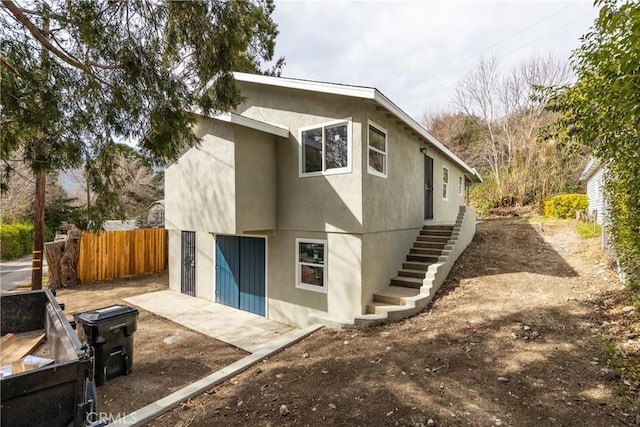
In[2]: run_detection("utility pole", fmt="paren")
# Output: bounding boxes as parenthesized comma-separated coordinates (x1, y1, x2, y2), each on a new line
(31, 172, 45, 290)
(31, 8, 49, 290)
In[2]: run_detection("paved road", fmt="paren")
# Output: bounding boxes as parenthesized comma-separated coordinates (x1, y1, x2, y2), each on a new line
(0, 255, 48, 292)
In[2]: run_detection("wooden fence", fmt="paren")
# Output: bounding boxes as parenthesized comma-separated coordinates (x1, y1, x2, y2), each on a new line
(77, 228, 167, 283)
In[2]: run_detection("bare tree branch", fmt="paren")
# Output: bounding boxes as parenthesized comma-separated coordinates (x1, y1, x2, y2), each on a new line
(0, 53, 19, 74)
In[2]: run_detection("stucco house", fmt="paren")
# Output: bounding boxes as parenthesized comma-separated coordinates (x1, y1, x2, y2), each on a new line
(165, 73, 482, 328)
(580, 158, 605, 225)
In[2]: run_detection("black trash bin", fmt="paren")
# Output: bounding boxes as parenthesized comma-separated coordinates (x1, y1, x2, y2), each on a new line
(74, 305, 139, 386)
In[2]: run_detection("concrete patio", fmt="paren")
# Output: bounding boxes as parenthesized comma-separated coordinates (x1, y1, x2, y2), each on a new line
(124, 290, 298, 353)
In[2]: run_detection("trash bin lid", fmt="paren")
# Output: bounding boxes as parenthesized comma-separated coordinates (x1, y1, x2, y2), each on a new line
(74, 305, 138, 325)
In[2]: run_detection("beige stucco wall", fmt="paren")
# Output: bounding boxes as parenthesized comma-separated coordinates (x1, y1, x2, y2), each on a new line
(165, 120, 237, 234)
(359, 103, 468, 231)
(236, 82, 364, 234)
(428, 151, 467, 224)
(165, 118, 277, 235)
(168, 228, 181, 294)
(234, 126, 277, 233)
(167, 229, 215, 300)
(267, 230, 362, 327)
(361, 228, 420, 307)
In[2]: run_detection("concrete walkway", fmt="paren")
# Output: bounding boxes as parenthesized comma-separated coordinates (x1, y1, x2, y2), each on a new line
(115, 290, 322, 426)
(124, 290, 297, 353)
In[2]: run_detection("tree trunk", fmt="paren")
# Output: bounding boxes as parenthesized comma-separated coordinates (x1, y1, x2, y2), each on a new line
(44, 240, 63, 290)
(31, 171, 46, 290)
(60, 230, 81, 287)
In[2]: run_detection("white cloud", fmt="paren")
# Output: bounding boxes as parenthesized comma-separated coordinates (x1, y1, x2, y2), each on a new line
(268, 0, 598, 119)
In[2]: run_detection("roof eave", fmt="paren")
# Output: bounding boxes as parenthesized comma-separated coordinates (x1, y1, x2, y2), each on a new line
(233, 72, 376, 100)
(373, 91, 483, 183)
(579, 157, 602, 181)
(193, 109, 290, 138)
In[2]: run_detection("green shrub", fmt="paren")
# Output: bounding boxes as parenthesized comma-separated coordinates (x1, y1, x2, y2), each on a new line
(0, 221, 34, 260)
(576, 221, 602, 239)
(542, 194, 588, 219)
(470, 176, 500, 217)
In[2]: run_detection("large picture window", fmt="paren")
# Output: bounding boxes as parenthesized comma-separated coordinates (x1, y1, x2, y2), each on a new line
(296, 239, 327, 293)
(442, 167, 449, 200)
(300, 120, 351, 176)
(367, 121, 387, 177)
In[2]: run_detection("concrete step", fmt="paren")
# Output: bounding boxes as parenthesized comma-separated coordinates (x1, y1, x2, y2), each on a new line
(365, 301, 398, 315)
(422, 225, 454, 231)
(373, 286, 420, 305)
(398, 268, 427, 279)
(414, 241, 446, 249)
(402, 261, 432, 271)
(410, 247, 442, 256)
(419, 230, 451, 237)
(416, 235, 450, 243)
(407, 254, 439, 263)
(390, 276, 424, 289)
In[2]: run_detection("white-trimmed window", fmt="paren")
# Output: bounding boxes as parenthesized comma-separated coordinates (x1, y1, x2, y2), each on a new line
(367, 121, 387, 177)
(458, 176, 464, 196)
(300, 119, 351, 176)
(442, 167, 449, 200)
(296, 238, 327, 293)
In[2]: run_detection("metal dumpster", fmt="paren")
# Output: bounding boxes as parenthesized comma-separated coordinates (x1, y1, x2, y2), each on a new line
(1, 289, 98, 427)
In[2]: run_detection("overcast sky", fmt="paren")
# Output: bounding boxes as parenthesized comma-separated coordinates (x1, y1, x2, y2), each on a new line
(266, 0, 599, 120)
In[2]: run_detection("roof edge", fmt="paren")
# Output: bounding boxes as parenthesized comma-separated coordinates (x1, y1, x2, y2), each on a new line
(194, 109, 290, 138)
(579, 157, 602, 181)
(373, 91, 483, 183)
(234, 72, 376, 100)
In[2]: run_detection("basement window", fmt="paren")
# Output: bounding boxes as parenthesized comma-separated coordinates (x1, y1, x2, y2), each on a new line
(296, 238, 327, 293)
(300, 119, 351, 176)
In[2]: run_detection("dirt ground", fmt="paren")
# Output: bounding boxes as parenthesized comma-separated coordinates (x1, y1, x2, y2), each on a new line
(151, 219, 639, 427)
(54, 272, 248, 418)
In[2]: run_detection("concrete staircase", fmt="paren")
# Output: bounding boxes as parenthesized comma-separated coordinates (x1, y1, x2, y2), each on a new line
(364, 224, 453, 317)
(310, 206, 476, 329)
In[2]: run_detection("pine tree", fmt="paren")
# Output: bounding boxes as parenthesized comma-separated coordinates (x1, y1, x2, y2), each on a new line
(1, 0, 281, 288)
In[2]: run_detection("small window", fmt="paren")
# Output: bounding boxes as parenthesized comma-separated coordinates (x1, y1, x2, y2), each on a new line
(300, 120, 351, 176)
(367, 121, 387, 177)
(458, 176, 464, 196)
(296, 239, 327, 293)
(442, 167, 449, 200)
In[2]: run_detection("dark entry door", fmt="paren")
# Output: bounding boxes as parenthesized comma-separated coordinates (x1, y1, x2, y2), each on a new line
(181, 231, 196, 296)
(424, 155, 434, 220)
(215, 236, 266, 316)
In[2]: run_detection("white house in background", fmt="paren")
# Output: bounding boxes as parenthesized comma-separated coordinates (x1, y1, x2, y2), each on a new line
(579, 158, 605, 224)
(579, 157, 629, 283)
(164, 73, 482, 329)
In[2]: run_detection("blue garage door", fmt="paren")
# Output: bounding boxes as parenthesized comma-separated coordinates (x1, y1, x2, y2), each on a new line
(215, 236, 266, 316)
